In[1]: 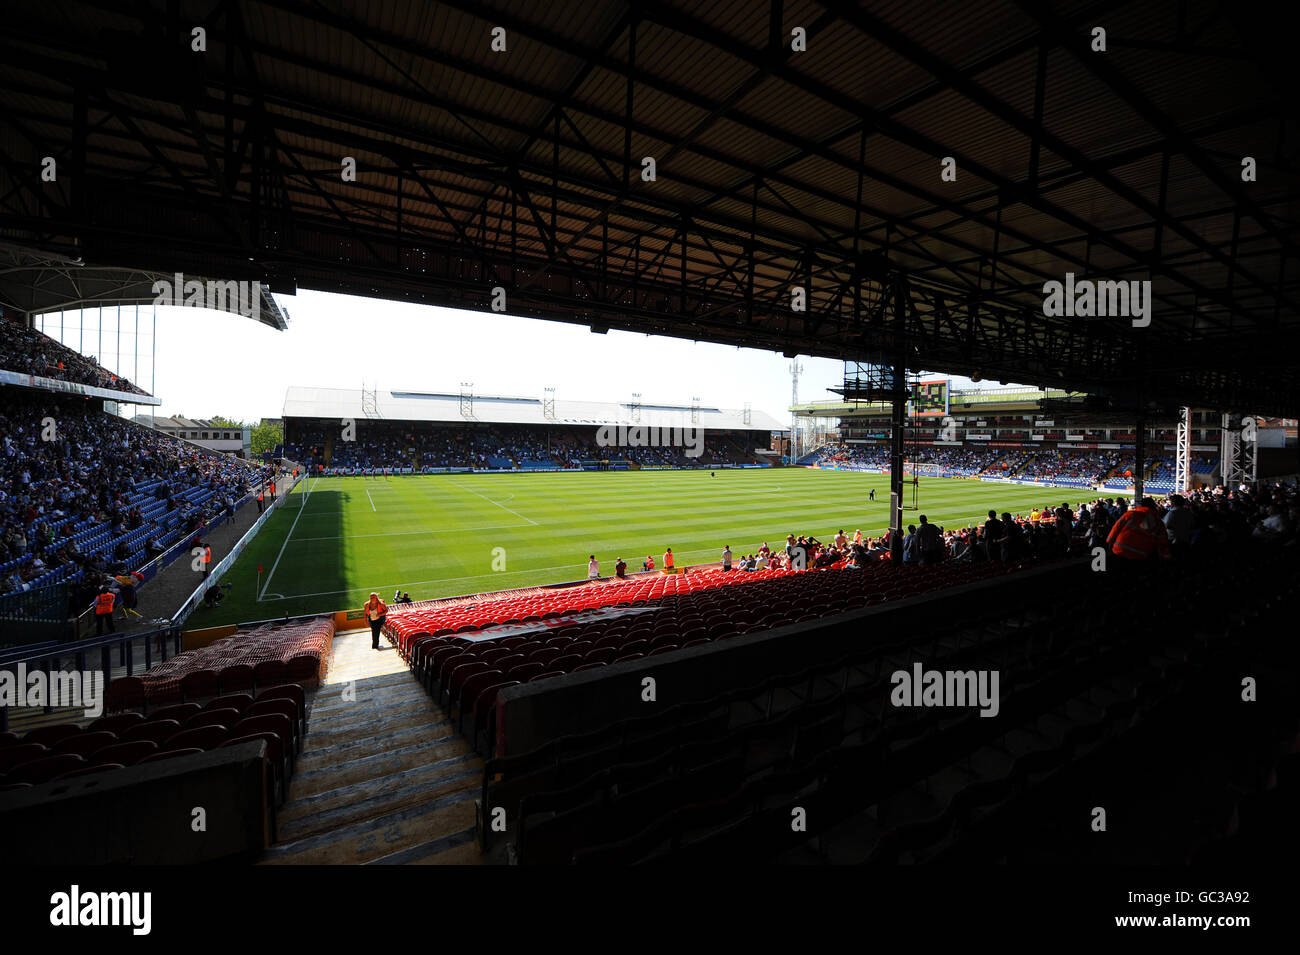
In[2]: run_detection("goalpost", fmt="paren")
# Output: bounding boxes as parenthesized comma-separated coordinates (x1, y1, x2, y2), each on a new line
(902, 460, 920, 510)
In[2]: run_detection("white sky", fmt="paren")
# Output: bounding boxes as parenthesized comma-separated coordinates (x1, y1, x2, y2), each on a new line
(38, 288, 1005, 426)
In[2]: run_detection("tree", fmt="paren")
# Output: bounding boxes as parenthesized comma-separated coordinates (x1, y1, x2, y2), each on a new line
(207, 415, 243, 429)
(250, 419, 284, 457)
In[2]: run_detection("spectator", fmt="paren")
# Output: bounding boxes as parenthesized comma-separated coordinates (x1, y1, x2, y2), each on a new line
(983, 510, 1003, 561)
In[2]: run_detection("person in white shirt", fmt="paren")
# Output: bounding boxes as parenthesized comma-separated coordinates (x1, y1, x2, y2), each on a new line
(721, 545, 732, 571)
(588, 555, 599, 578)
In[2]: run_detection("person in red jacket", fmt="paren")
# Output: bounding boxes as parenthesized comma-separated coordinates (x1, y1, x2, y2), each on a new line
(1106, 497, 1171, 562)
(364, 592, 388, 650)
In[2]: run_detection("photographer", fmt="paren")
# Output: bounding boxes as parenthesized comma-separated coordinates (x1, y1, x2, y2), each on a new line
(203, 581, 232, 609)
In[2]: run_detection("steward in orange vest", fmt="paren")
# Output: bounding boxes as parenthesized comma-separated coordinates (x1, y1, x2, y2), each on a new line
(663, 548, 674, 571)
(94, 588, 116, 635)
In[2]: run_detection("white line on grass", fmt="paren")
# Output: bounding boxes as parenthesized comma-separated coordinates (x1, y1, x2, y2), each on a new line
(258, 478, 314, 600)
(291, 523, 531, 543)
(366, 489, 377, 512)
(450, 482, 538, 525)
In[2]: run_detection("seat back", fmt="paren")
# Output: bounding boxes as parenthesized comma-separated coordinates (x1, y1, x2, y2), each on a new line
(180, 669, 219, 701)
(120, 719, 182, 746)
(164, 725, 231, 752)
(92, 740, 159, 766)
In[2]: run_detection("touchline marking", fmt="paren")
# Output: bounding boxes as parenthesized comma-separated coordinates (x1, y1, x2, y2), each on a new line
(450, 482, 538, 525)
(259, 478, 315, 599)
(292, 523, 529, 543)
(366, 489, 377, 512)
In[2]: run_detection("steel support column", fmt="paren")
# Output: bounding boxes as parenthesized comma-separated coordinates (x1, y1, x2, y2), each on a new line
(1133, 416, 1145, 502)
(1175, 407, 1191, 493)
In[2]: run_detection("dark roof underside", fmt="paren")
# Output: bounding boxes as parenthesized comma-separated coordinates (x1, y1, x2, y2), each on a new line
(1, 0, 1297, 414)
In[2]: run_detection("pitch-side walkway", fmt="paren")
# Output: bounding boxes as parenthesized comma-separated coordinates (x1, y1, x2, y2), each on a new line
(258, 628, 484, 865)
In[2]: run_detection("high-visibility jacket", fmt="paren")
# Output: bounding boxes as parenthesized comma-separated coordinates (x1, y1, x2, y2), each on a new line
(663, 551, 674, 568)
(365, 599, 387, 621)
(1106, 506, 1171, 560)
(257, 492, 264, 502)
(203, 547, 212, 565)
(95, 592, 115, 615)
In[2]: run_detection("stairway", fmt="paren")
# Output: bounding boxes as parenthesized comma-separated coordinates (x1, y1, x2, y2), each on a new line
(258, 629, 484, 865)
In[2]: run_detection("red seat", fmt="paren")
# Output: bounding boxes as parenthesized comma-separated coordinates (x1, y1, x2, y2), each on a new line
(468, 679, 521, 738)
(138, 747, 204, 765)
(549, 654, 583, 672)
(20, 724, 82, 748)
(10, 753, 88, 783)
(204, 693, 255, 714)
(85, 712, 145, 738)
(92, 740, 159, 766)
(504, 662, 545, 682)
(285, 654, 321, 685)
(254, 660, 287, 688)
(0, 743, 48, 773)
(257, 684, 307, 736)
(180, 669, 220, 701)
(229, 713, 294, 774)
(221, 732, 287, 798)
(443, 660, 491, 708)
(165, 725, 230, 752)
(184, 708, 242, 732)
(245, 698, 301, 752)
(104, 677, 145, 713)
(120, 719, 182, 747)
(457, 669, 506, 720)
(148, 703, 202, 725)
(52, 762, 124, 782)
(52, 731, 119, 759)
(218, 665, 255, 694)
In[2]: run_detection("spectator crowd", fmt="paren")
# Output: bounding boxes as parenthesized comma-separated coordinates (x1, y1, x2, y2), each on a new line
(1, 390, 266, 605)
(0, 318, 149, 396)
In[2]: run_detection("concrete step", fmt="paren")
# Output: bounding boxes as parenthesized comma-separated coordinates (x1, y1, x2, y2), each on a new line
(261, 628, 485, 865)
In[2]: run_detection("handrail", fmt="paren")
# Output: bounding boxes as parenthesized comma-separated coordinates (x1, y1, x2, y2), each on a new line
(0, 623, 182, 731)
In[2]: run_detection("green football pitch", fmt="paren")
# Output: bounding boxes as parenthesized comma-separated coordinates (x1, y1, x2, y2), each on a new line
(191, 469, 1102, 627)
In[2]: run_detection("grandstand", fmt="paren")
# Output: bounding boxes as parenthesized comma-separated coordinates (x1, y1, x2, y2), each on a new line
(281, 386, 782, 472)
(2, 0, 1299, 935)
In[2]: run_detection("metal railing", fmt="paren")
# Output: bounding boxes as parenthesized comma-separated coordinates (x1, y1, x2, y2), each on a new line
(0, 624, 182, 731)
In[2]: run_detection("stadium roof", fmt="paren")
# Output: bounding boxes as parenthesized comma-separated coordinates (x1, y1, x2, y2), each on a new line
(0, 243, 289, 330)
(283, 386, 783, 431)
(1, 1, 1297, 414)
